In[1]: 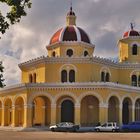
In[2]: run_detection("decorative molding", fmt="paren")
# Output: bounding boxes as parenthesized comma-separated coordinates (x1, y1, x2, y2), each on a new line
(18, 56, 140, 71)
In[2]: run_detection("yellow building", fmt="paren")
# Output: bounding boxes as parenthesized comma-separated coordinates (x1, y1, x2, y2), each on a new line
(0, 6, 140, 128)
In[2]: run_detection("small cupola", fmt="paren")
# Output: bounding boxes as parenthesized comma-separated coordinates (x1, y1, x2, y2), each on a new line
(66, 4, 76, 26)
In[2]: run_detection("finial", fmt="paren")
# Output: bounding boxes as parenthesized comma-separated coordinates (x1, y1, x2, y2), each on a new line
(70, 0, 72, 11)
(130, 22, 135, 30)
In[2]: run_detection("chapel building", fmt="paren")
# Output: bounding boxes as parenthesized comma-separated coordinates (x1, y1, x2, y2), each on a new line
(0, 6, 140, 128)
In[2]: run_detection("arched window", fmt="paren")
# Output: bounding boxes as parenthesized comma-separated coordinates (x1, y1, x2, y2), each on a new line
(69, 70, 75, 82)
(33, 73, 36, 83)
(131, 75, 137, 86)
(67, 49, 73, 57)
(29, 74, 33, 83)
(106, 72, 110, 82)
(61, 70, 67, 83)
(52, 51, 56, 57)
(101, 72, 105, 82)
(132, 44, 138, 55)
(84, 51, 88, 57)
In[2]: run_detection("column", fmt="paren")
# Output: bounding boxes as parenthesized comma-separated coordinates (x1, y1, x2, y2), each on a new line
(132, 104, 135, 122)
(23, 104, 32, 128)
(74, 103, 81, 125)
(50, 103, 56, 125)
(1, 105, 5, 126)
(11, 105, 16, 127)
(119, 104, 122, 125)
(99, 103, 108, 124)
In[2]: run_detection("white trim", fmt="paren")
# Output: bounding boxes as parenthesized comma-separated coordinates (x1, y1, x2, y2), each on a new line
(106, 92, 121, 104)
(78, 91, 103, 104)
(59, 27, 67, 42)
(73, 26, 81, 41)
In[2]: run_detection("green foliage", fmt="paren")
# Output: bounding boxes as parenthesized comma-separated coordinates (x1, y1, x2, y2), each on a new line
(0, 61, 5, 88)
(0, 0, 31, 37)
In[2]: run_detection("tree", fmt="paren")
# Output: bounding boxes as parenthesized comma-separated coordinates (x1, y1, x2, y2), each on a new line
(0, 61, 5, 88)
(0, 0, 31, 37)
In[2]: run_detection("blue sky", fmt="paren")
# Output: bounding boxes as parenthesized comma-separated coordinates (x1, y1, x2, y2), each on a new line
(0, 0, 140, 86)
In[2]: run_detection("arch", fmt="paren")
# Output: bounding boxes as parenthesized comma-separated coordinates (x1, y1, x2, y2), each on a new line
(61, 100, 74, 123)
(29, 74, 33, 83)
(122, 97, 133, 124)
(108, 96, 119, 123)
(106, 72, 110, 82)
(78, 92, 103, 104)
(84, 50, 89, 57)
(4, 98, 12, 126)
(135, 98, 140, 121)
(132, 44, 138, 55)
(32, 96, 51, 126)
(106, 93, 121, 104)
(54, 92, 77, 104)
(52, 51, 56, 57)
(13, 95, 26, 105)
(80, 95, 99, 126)
(28, 92, 53, 105)
(100, 66, 111, 76)
(15, 97, 24, 126)
(59, 64, 77, 73)
(61, 70, 67, 83)
(0, 100, 2, 126)
(131, 75, 137, 86)
(33, 73, 37, 83)
(69, 69, 75, 82)
(101, 71, 105, 82)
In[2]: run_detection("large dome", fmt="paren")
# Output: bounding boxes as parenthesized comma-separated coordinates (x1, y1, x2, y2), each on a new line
(50, 25, 91, 45)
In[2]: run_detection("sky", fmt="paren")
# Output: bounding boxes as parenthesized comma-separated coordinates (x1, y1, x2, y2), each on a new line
(0, 0, 140, 86)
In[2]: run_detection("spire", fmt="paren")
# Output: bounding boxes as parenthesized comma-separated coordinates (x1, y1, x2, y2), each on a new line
(130, 22, 135, 30)
(66, 1, 76, 26)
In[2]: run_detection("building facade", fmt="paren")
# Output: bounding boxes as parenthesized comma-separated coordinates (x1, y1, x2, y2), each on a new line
(0, 7, 140, 128)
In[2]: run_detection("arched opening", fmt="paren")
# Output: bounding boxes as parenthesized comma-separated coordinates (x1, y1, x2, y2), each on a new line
(67, 49, 73, 57)
(132, 44, 138, 55)
(0, 101, 2, 126)
(108, 96, 119, 123)
(33, 73, 36, 83)
(138, 76, 140, 87)
(135, 99, 140, 121)
(106, 73, 110, 82)
(69, 70, 75, 82)
(15, 97, 24, 127)
(29, 74, 33, 83)
(122, 98, 132, 124)
(84, 51, 88, 57)
(52, 51, 56, 57)
(32, 96, 51, 127)
(61, 100, 74, 123)
(101, 72, 105, 82)
(4, 99, 12, 126)
(61, 70, 67, 83)
(81, 95, 99, 126)
(131, 75, 137, 86)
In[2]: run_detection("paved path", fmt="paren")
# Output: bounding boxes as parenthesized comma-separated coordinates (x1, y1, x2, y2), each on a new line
(0, 131, 140, 140)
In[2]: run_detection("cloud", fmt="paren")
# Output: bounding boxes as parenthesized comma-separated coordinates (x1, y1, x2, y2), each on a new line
(0, 0, 140, 86)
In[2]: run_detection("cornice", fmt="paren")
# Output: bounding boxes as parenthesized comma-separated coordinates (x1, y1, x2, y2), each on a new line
(46, 41, 95, 50)
(0, 82, 140, 95)
(18, 56, 140, 70)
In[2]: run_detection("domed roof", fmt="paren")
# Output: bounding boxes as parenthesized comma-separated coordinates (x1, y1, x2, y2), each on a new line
(123, 23, 140, 38)
(50, 25, 91, 45)
(123, 30, 140, 38)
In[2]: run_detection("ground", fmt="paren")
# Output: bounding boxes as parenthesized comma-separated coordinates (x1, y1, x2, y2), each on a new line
(0, 131, 140, 140)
